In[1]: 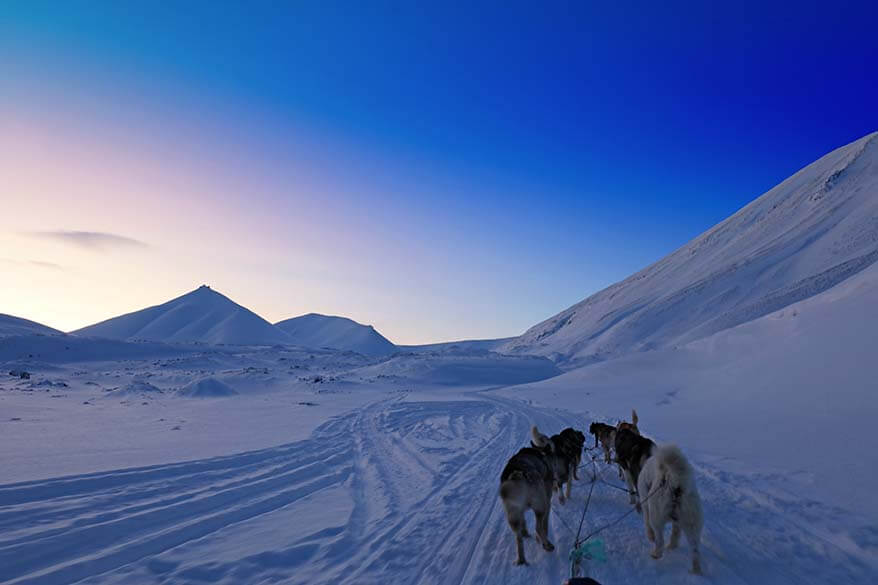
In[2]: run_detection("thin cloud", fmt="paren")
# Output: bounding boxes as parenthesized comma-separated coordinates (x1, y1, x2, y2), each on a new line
(29, 260, 65, 270)
(1, 258, 65, 270)
(31, 230, 148, 251)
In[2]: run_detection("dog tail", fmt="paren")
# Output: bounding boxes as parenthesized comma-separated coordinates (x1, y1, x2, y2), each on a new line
(631, 409, 639, 425)
(499, 471, 525, 499)
(656, 444, 691, 488)
(531, 425, 551, 449)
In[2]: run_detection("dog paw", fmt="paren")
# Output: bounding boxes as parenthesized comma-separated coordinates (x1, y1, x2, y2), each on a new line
(514, 559, 528, 566)
(690, 560, 703, 575)
(650, 549, 663, 560)
(543, 541, 555, 552)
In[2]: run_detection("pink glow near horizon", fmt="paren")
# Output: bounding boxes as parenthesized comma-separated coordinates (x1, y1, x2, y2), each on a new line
(0, 76, 532, 344)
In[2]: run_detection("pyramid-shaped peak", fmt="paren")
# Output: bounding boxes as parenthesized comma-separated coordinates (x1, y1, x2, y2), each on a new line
(74, 286, 291, 345)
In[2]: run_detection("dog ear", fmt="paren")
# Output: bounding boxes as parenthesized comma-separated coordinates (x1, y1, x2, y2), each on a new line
(632, 409, 638, 425)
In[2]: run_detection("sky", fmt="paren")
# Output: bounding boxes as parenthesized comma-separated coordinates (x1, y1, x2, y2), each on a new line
(1, 1, 877, 344)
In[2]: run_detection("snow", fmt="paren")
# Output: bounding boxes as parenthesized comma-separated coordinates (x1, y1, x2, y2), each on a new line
(2, 133, 878, 584)
(503, 131, 878, 368)
(0, 314, 61, 338)
(74, 285, 293, 346)
(176, 377, 238, 398)
(275, 313, 396, 356)
(352, 348, 561, 386)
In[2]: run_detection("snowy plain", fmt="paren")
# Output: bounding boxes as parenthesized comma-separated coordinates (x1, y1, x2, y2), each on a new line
(2, 132, 878, 585)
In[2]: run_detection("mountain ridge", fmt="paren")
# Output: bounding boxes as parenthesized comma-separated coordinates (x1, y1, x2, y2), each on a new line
(74, 285, 293, 346)
(274, 313, 396, 356)
(502, 131, 878, 366)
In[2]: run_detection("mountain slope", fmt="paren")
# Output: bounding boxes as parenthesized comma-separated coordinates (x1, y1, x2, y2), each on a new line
(0, 314, 62, 338)
(75, 285, 292, 345)
(503, 131, 878, 366)
(274, 313, 395, 356)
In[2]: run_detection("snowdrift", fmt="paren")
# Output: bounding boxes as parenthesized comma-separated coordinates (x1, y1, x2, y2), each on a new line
(0, 334, 186, 364)
(105, 380, 164, 398)
(176, 377, 239, 398)
(353, 350, 560, 386)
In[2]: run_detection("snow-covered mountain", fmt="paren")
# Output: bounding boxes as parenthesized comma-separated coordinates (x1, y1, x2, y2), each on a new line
(503, 131, 878, 367)
(74, 285, 292, 345)
(274, 313, 396, 356)
(0, 314, 62, 338)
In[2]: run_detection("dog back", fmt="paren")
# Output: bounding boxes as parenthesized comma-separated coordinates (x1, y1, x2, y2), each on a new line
(615, 429, 656, 481)
(501, 447, 552, 484)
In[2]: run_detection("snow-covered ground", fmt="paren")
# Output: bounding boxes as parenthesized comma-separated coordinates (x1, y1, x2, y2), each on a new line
(2, 339, 875, 584)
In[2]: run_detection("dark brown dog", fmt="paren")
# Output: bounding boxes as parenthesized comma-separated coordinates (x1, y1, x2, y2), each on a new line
(616, 409, 640, 435)
(614, 428, 656, 507)
(588, 422, 616, 463)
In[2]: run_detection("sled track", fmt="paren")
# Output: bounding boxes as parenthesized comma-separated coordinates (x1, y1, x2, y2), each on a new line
(1, 393, 874, 585)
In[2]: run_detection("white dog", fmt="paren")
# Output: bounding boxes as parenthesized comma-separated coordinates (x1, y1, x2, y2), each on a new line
(637, 444, 703, 575)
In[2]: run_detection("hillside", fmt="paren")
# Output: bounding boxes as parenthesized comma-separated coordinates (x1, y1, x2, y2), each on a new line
(74, 285, 292, 346)
(503, 131, 878, 366)
(274, 313, 395, 356)
(0, 314, 62, 338)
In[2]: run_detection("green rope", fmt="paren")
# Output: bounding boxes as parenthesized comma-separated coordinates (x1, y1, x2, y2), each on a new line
(569, 539, 607, 578)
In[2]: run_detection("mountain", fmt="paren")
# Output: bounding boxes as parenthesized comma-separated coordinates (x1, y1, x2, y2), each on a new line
(503, 131, 878, 367)
(0, 314, 62, 338)
(274, 313, 396, 356)
(74, 285, 293, 345)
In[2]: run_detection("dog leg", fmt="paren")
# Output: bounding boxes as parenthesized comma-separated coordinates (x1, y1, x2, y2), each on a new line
(565, 477, 572, 501)
(668, 522, 681, 550)
(643, 502, 655, 542)
(514, 531, 527, 566)
(540, 511, 555, 552)
(624, 469, 637, 506)
(650, 517, 665, 559)
(683, 521, 703, 575)
(504, 506, 528, 565)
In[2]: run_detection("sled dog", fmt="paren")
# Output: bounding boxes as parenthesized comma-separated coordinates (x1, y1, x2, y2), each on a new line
(614, 428, 656, 506)
(499, 446, 556, 565)
(588, 422, 617, 463)
(616, 409, 640, 435)
(637, 444, 704, 575)
(530, 425, 586, 503)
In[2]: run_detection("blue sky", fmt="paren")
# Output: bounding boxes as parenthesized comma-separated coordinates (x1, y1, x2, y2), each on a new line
(1, 1, 877, 342)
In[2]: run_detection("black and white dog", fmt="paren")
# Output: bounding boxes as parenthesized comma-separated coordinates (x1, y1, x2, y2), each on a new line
(614, 428, 656, 506)
(531, 425, 586, 503)
(637, 444, 704, 575)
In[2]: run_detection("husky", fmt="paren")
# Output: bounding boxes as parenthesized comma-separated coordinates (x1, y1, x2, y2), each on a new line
(499, 446, 556, 565)
(616, 409, 640, 435)
(531, 425, 586, 503)
(588, 422, 617, 463)
(637, 444, 703, 575)
(614, 428, 656, 506)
